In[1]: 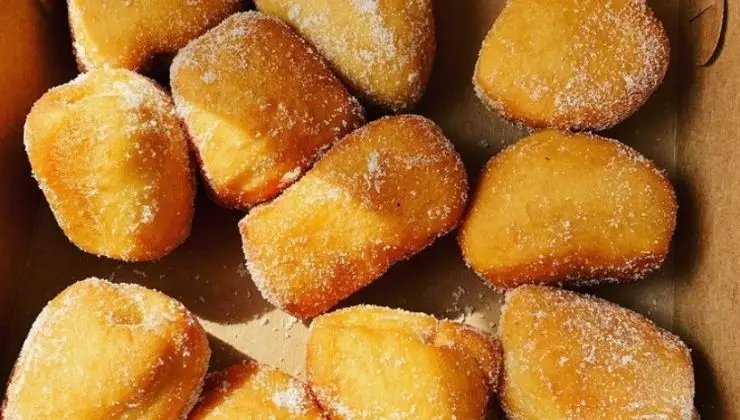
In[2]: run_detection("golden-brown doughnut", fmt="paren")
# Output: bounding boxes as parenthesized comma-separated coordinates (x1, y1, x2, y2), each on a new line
(24, 68, 195, 261)
(3, 278, 210, 419)
(68, 0, 243, 71)
(458, 129, 676, 289)
(474, 0, 669, 131)
(189, 361, 325, 419)
(255, 0, 435, 111)
(171, 12, 364, 209)
(240, 115, 468, 318)
(499, 286, 695, 419)
(307, 305, 501, 419)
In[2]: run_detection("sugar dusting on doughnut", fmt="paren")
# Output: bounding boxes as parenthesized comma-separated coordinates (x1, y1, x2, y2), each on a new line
(24, 69, 195, 261)
(3, 278, 210, 419)
(255, 0, 435, 110)
(171, 12, 363, 210)
(68, 0, 243, 70)
(499, 286, 695, 419)
(240, 115, 468, 318)
(307, 305, 501, 419)
(474, 0, 669, 130)
(459, 129, 676, 290)
(189, 361, 324, 419)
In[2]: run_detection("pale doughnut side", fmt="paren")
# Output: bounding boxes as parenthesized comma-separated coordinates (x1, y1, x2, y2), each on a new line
(240, 115, 468, 318)
(255, 0, 435, 111)
(171, 12, 364, 210)
(474, 0, 669, 130)
(306, 305, 501, 419)
(68, 0, 243, 71)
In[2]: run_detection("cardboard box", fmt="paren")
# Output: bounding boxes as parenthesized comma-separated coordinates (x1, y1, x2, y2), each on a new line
(0, 0, 736, 417)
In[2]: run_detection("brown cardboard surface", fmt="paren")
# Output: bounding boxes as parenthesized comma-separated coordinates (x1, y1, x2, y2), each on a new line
(675, 0, 739, 417)
(682, 0, 725, 65)
(0, 0, 737, 418)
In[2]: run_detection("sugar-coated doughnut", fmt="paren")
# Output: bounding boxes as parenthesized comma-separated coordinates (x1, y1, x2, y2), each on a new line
(189, 361, 325, 419)
(255, 0, 435, 111)
(499, 286, 695, 419)
(459, 129, 676, 289)
(3, 278, 210, 419)
(474, 0, 669, 131)
(24, 69, 195, 261)
(240, 115, 468, 318)
(307, 305, 501, 419)
(172, 12, 363, 210)
(68, 0, 242, 71)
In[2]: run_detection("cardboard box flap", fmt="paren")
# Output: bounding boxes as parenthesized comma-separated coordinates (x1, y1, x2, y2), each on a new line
(681, 0, 726, 65)
(675, 0, 740, 417)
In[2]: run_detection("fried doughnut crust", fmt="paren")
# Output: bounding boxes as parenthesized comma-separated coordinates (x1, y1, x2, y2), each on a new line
(68, 0, 243, 71)
(189, 361, 325, 419)
(459, 130, 676, 289)
(474, 0, 669, 131)
(172, 12, 363, 210)
(24, 69, 195, 261)
(307, 305, 501, 419)
(499, 286, 695, 419)
(240, 115, 468, 318)
(255, 0, 435, 111)
(3, 278, 210, 420)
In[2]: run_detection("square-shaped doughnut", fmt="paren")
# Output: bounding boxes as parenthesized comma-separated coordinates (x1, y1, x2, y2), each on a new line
(255, 0, 435, 111)
(3, 278, 210, 419)
(240, 115, 467, 318)
(307, 305, 501, 419)
(68, 0, 243, 71)
(459, 129, 676, 289)
(171, 12, 364, 210)
(474, 0, 669, 130)
(499, 286, 694, 419)
(189, 361, 324, 419)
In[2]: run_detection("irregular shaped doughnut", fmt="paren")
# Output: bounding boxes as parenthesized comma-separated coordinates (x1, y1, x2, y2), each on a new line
(240, 115, 467, 318)
(474, 0, 669, 130)
(307, 305, 501, 419)
(499, 286, 695, 419)
(171, 12, 364, 209)
(3, 278, 210, 419)
(255, 0, 435, 111)
(189, 361, 325, 419)
(68, 0, 243, 71)
(24, 69, 195, 261)
(458, 129, 676, 289)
